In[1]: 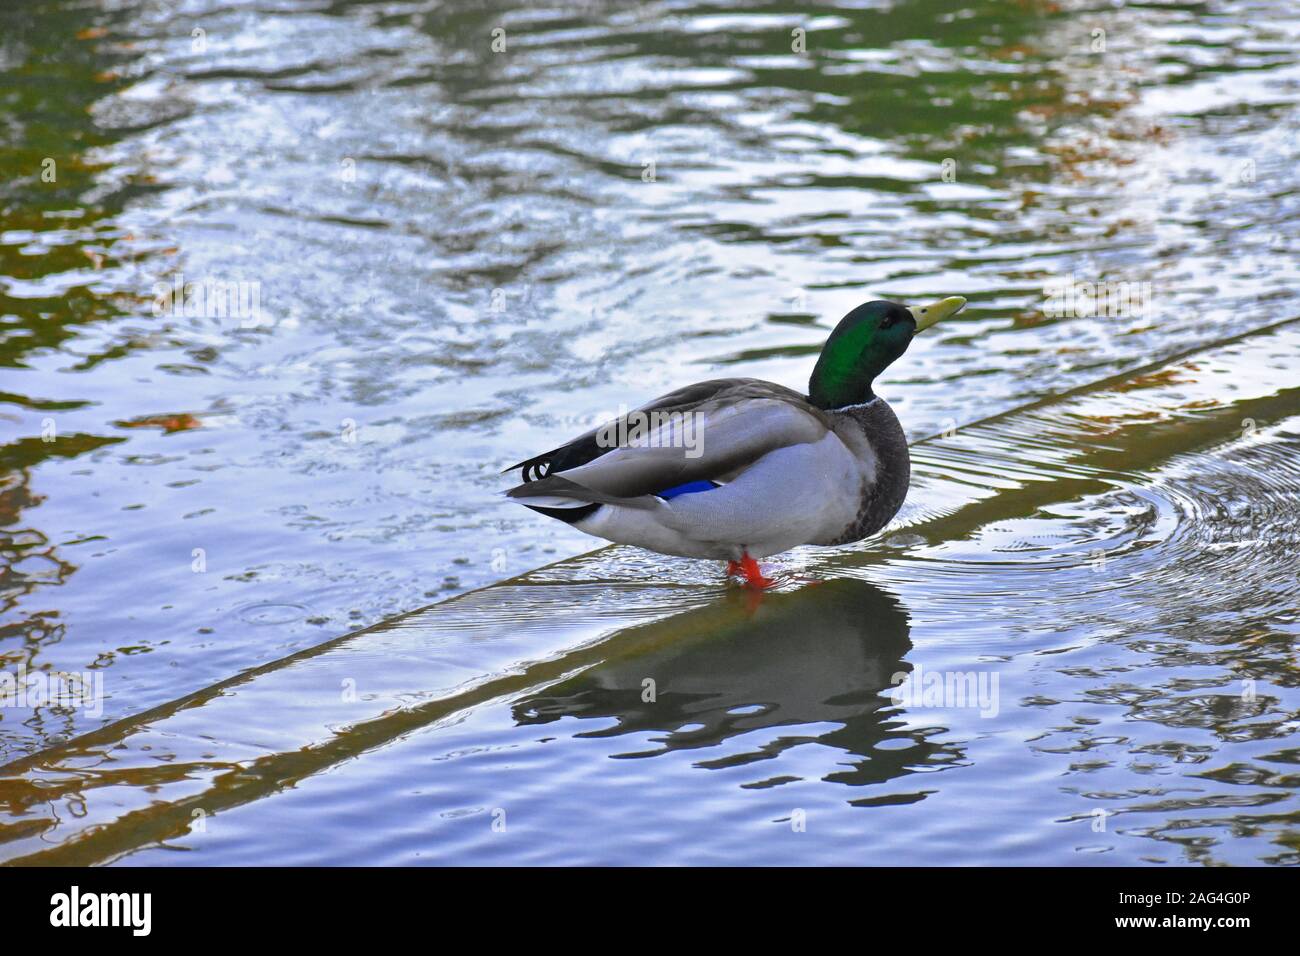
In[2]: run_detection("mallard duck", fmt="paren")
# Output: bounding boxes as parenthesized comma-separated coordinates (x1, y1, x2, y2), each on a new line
(504, 296, 967, 587)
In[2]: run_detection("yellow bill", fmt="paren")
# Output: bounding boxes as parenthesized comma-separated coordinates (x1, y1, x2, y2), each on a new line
(909, 295, 967, 332)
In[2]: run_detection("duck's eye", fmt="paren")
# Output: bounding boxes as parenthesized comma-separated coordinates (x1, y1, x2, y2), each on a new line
(881, 315, 899, 329)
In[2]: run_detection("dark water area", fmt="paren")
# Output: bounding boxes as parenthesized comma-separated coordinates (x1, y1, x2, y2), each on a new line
(2, 0, 1300, 865)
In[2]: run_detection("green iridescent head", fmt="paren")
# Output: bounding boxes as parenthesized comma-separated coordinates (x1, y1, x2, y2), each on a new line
(808, 296, 966, 409)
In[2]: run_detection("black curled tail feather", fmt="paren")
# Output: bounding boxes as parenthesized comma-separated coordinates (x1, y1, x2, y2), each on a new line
(502, 451, 554, 482)
(501, 431, 614, 482)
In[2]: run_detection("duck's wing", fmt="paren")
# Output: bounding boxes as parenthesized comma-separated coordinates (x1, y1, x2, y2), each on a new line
(504, 379, 755, 480)
(504, 378, 834, 507)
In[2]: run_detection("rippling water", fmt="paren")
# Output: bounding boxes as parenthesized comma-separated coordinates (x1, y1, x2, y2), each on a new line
(2, 0, 1300, 864)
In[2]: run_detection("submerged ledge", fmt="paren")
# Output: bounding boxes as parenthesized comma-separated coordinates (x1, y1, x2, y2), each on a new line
(2, 315, 1300, 865)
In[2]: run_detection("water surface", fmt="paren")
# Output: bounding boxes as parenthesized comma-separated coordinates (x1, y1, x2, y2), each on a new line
(2, 0, 1299, 864)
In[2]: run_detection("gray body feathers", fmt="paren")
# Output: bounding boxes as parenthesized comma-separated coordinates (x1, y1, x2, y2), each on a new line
(504, 378, 910, 560)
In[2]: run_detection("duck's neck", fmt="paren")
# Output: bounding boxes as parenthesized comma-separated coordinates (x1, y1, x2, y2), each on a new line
(809, 378, 874, 410)
(808, 328, 892, 408)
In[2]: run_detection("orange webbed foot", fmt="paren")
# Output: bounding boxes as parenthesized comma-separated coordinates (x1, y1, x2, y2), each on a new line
(725, 552, 776, 590)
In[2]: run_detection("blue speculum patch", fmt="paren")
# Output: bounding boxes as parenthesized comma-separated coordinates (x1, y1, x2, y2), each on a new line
(656, 480, 719, 500)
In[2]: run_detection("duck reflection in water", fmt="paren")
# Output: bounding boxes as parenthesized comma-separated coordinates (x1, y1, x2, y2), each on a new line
(514, 578, 962, 793)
